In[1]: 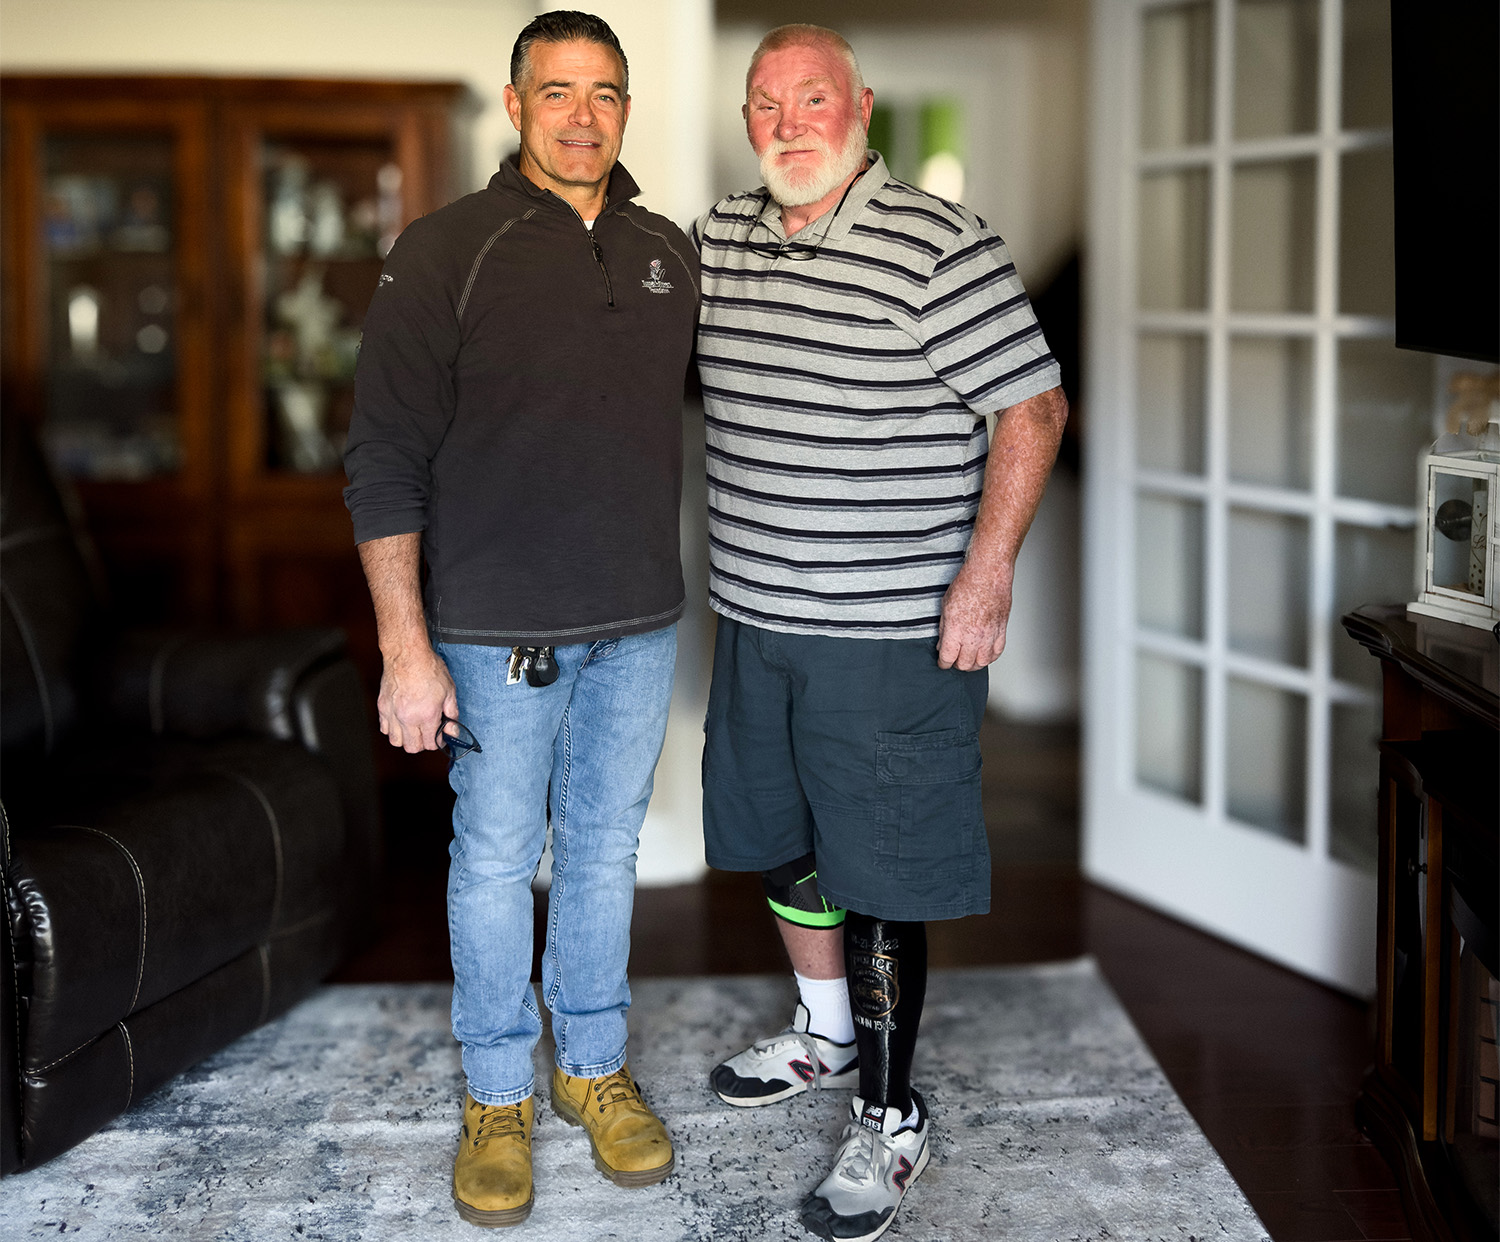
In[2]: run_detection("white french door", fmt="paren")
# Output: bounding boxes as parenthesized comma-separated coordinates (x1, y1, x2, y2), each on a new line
(1083, 0, 1438, 995)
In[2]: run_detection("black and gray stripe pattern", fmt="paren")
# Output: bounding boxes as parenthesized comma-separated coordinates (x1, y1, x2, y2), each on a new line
(693, 154, 1061, 638)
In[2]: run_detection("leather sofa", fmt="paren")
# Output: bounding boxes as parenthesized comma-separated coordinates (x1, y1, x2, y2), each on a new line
(1, 416, 379, 1174)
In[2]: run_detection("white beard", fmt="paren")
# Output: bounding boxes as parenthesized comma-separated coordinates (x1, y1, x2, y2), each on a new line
(759, 119, 868, 208)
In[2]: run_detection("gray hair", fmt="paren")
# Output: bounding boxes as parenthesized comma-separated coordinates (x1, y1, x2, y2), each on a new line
(745, 24, 864, 100)
(511, 10, 629, 95)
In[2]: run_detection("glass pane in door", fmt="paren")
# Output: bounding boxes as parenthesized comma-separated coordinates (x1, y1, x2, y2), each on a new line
(1339, 147, 1396, 316)
(1138, 333, 1208, 473)
(42, 134, 178, 478)
(1226, 678, 1307, 841)
(1234, 0, 1319, 139)
(1141, 1, 1214, 150)
(1139, 169, 1211, 310)
(1136, 494, 1206, 638)
(1228, 508, 1310, 665)
(1136, 652, 1204, 803)
(1341, 0, 1393, 130)
(1329, 701, 1381, 870)
(1230, 158, 1317, 312)
(262, 136, 402, 473)
(1228, 335, 1314, 488)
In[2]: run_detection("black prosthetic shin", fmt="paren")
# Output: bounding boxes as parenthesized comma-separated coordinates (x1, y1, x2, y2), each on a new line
(843, 911, 927, 1118)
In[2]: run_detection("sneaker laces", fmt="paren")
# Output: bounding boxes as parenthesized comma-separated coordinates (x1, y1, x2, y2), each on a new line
(752, 1026, 837, 1088)
(473, 1101, 526, 1146)
(830, 1123, 885, 1188)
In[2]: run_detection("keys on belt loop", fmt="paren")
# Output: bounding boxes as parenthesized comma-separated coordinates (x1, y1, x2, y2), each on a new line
(507, 645, 558, 688)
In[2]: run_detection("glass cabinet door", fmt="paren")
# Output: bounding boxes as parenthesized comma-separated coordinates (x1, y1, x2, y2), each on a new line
(42, 132, 181, 479)
(259, 135, 402, 474)
(223, 102, 431, 497)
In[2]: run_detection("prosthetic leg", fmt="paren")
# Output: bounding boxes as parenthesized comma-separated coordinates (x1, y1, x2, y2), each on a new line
(801, 913, 931, 1239)
(843, 912, 927, 1122)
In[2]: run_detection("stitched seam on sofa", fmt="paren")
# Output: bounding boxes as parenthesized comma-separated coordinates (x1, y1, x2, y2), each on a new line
(117, 1022, 135, 1108)
(147, 634, 189, 734)
(70, 824, 148, 1013)
(457, 210, 536, 322)
(0, 579, 54, 753)
(7, 797, 24, 1152)
(256, 944, 271, 1026)
(30, 1031, 106, 1074)
(217, 770, 284, 936)
(266, 908, 336, 940)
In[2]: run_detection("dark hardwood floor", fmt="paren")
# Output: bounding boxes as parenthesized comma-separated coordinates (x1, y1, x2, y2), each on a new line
(332, 714, 1409, 1242)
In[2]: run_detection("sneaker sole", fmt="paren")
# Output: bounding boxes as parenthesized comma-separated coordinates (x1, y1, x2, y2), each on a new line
(548, 1083, 675, 1188)
(713, 1065, 860, 1108)
(800, 1142, 931, 1242)
(452, 1193, 533, 1228)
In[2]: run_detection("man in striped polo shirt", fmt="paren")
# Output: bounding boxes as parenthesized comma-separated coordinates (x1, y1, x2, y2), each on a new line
(694, 23, 1068, 1242)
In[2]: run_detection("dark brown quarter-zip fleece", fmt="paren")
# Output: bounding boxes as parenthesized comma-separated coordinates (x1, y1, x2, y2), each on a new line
(343, 157, 700, 647)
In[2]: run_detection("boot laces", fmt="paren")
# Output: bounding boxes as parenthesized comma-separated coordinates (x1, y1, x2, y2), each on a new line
(593, 1068, 643, 1111)
(473, 1101, 526, 1146)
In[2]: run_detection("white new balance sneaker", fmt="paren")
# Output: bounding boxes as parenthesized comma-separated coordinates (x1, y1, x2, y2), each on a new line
(799, 1091, 930, 1242)
(709, 1003, 859, 1107)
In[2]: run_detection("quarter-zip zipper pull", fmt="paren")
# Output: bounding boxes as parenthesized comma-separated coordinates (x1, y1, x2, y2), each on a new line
(589, 231, 616, 308)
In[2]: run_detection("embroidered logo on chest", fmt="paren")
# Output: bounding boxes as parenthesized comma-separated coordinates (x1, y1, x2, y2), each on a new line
(641, 258, 673, 294)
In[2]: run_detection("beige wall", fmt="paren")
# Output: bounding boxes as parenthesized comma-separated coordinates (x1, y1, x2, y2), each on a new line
(0, 0, 712, 225)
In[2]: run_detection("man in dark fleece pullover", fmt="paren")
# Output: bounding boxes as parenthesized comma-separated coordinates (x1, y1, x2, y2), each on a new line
(342, 12, 697, 1227)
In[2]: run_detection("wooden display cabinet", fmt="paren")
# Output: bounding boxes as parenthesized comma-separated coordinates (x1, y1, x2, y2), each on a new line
(1342, 605, 1499, 1242)
(1, 75, 474, 681)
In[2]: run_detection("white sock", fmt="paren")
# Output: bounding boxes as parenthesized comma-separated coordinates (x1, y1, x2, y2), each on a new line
(795, 971, 855, 1044)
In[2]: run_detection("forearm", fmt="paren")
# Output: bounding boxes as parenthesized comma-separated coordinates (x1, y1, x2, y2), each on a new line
(357, 532, 430, 660)
(356, 531, 455, 751)
(964, 386, 1069, 578)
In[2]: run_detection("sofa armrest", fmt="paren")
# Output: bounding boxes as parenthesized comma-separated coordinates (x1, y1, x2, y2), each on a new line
(104, 628, 348, 742)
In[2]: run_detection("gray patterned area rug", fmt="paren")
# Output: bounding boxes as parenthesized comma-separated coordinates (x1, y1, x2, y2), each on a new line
(2, 961, 1268, 1241)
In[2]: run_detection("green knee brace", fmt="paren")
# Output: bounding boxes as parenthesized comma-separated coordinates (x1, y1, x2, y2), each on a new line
(762, 853, 845, 928)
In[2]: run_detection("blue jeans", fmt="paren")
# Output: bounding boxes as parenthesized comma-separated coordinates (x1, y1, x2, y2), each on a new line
(438, 625, 677, 1106)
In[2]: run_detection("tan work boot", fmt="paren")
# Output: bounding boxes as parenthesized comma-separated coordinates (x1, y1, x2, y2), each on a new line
(452, 1093, 534, 1227)
(549, 1064, 675, 1187)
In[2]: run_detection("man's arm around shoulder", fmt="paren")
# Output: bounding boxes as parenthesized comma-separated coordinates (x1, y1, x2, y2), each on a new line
(937, 385, 1069, 672)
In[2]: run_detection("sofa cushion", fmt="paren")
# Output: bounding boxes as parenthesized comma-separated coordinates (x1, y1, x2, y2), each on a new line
(9, 735, 345, 1077)
(0, 416, 98, 759)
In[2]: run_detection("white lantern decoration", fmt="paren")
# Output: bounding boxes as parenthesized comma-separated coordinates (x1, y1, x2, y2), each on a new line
(1408, 400, 1499, 630)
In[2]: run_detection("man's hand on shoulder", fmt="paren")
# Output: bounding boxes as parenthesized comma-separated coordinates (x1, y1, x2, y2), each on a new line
(937, 556, 1015, 671)
(378, 644, 459, 753)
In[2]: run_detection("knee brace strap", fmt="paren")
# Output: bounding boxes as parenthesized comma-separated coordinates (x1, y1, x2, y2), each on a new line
(762, 854, 845, 928)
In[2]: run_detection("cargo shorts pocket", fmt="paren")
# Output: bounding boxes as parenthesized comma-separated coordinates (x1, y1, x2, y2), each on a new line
(873, 728, 983, 880)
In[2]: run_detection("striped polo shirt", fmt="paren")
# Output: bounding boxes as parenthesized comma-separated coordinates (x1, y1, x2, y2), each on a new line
(693, 153, 1061, 639)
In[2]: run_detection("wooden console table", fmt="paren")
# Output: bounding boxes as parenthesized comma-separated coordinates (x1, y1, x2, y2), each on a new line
(1341, 604, 1498, 1242)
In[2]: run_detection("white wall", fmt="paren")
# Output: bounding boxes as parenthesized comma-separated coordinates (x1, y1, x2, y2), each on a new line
(713, 18, 1088, 720)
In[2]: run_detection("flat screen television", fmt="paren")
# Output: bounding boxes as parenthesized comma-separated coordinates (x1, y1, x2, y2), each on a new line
(1390, 2, 1499, 364)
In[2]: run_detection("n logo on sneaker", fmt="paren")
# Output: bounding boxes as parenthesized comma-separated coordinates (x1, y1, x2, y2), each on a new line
(859, 1102, 887, 1132)
(892, 1156, 914, 1191)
